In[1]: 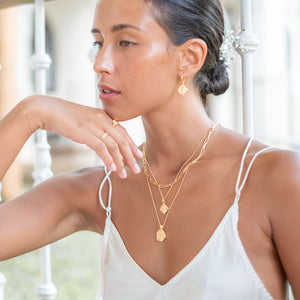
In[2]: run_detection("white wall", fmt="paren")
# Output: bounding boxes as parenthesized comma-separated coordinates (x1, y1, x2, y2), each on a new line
(252, 0, 300, 150)
(45, 0, 96, 106)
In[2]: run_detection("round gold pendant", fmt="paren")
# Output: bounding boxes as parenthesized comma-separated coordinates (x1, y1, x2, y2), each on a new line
(156, 227, 167, 242)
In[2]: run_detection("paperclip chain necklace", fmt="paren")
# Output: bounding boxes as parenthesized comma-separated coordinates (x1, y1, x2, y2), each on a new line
(143, 124, 220, 216)
(143, 134, 206, 189)
(143, 132, 207, 215)
(143, 123, 220, 242)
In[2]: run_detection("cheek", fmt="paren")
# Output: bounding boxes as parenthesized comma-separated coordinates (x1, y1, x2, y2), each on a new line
(119, 45, 177, 99)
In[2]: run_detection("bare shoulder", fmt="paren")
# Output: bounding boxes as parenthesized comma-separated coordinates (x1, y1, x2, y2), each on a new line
(248, 142, 300, 201)
(215, 128, 300, 195)
(40, 166, 109, 234)
(254, 144, 300, 224)
(58, 166, 106, 195)
(248, 142, 300, 295)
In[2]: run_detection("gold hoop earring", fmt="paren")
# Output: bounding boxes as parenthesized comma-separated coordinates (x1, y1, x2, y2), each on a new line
(177, 75, 188, 96)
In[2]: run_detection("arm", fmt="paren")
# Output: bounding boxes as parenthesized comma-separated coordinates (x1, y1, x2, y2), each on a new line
(0, 167, 105, 261)
(0, 95, 138, 260)
(266, 151, 300, 298)
(0, 95, 142, 181)
(0, 99, 34, 180)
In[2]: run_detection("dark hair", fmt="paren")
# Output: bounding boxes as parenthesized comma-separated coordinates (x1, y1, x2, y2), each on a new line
(144, 0, 229, 105)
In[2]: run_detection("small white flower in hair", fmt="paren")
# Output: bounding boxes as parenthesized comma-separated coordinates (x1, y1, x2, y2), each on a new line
(220, 30, 236, 69)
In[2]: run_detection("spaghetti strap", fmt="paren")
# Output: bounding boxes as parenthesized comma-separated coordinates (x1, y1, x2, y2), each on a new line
(98, 166, 112, 218)
(98, 166, 113, 299)
(235, 138, 274, 203)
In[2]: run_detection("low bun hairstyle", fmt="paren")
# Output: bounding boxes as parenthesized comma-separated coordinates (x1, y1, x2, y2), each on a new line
(144, 0, 230, 105)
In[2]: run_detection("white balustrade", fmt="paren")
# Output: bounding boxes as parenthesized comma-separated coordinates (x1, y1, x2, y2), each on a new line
(29, 0, 57, 299)
(0, 61, 2, 206)
(235, 1, 294, 296)
(234, 0, 259, 136)
(0, 38, 5, 300)
(0, 273, 6, 300)
(0, 185, 5, 298)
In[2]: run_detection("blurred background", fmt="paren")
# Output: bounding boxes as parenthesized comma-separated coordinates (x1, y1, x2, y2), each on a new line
(0, 0, 299, 298)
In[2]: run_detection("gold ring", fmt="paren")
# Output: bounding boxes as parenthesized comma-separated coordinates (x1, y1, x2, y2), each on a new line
(112, 119, 119, 127)
(100, 132, 108, 141)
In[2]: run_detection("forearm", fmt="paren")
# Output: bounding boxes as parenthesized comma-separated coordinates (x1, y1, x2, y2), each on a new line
(0, 94, 142, 181)
(0, 97, 39, 181)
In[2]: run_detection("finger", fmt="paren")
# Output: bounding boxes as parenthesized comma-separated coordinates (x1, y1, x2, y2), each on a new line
(113, 125, 143, 158)
(105, 127, 141, 174)
(130, 143, 143, 159)
(81, 122, 126, 177)
(84, 132, 117, 172)
(115, 138, 141, 175)
(100, 134, 127, 179)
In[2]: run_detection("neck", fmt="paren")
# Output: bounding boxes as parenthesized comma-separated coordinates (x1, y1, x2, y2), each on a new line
(141, 91, 216, 176)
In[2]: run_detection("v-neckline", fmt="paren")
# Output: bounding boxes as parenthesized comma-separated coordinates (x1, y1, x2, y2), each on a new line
(105, 201, 237, 288)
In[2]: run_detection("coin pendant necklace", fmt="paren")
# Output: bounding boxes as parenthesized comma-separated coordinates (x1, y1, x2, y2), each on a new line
(143, 123, 220, 242)
(143, 128, 212, 216)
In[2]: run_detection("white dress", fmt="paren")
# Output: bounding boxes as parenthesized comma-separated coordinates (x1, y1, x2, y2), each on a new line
(96, 138, 290, 300)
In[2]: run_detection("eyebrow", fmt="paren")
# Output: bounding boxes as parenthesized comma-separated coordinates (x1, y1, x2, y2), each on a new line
(91, 24, 143, 34)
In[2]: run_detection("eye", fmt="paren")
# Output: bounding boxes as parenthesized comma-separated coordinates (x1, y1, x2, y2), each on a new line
(93, 41, 104, 49)
(119, 41, 136, 47)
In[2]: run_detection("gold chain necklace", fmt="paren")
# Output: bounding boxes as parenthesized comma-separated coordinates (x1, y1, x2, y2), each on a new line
(143, 125, 216, 215)
(145, 169, 189, 242)
(143, 124, 220, 216)
(143, 123, 220, 242)
(143, 137, 205, 189)
(143, 124, 220, 189)
(143, 134, 206, 215)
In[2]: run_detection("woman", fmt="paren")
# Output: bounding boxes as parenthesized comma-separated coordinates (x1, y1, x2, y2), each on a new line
(0, 0, 299, 299)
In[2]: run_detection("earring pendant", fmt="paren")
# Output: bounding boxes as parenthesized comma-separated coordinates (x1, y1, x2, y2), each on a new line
(178, 75, 188, 96)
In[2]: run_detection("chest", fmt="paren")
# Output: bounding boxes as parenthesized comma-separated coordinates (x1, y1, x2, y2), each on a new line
(99, 166, 286, 299)
(110, 171, 262, 276)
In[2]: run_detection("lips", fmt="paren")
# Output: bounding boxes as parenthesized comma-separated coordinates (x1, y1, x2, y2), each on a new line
(98, 84, 121, 101)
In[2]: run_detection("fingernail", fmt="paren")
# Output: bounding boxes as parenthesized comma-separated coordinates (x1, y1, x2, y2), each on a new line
(120, 169, 127, 179)
(133, 163, 141, 174)
(136, 149, 143, 158)
(110, 163, 117, 172)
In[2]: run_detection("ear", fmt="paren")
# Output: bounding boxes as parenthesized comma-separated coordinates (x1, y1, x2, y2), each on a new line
(178, 38, 207, 77)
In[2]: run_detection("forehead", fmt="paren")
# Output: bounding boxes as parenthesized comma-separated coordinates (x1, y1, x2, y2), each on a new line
(93, 0, 153, 31)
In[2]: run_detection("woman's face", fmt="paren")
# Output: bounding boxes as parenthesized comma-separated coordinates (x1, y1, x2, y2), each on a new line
(92, 0, 179, 121)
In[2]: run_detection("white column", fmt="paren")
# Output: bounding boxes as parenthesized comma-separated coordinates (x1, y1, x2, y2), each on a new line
(0, 55, 1, 203)
(0, 184, 5, 297)
(29, 0, 57, 299)
(0, 47, 6, 300)
(0, 273, 6, 300)
(234, 0, 259, 136)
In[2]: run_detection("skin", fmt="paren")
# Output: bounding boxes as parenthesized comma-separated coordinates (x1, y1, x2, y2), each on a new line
(0, 0, 299, 298)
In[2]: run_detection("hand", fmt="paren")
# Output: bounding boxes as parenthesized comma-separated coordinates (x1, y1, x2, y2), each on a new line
(25, 95, 142, 178)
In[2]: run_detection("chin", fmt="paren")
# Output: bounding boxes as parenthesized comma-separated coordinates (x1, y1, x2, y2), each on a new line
(103, 107, 141, 122)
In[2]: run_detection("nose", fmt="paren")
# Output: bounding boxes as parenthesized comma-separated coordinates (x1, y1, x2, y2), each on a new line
(93, 46, 115, 75)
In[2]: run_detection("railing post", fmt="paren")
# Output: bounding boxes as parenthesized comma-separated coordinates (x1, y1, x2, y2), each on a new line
(29, 0, 57, 299)
(0, 53, 6, 300)
(0, 272, 6, 300)
(234, 0, 259, 136)
(0, 51, 1, 205)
